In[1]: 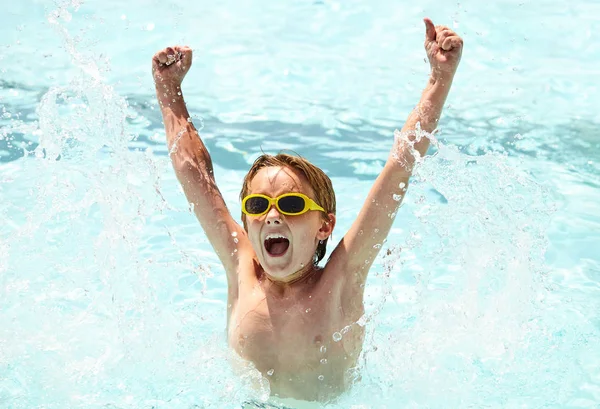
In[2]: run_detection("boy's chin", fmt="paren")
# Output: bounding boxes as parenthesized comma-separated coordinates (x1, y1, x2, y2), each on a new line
(261, 261, 293, 279)
(258, 246, 315, 280)
(261, 257, 294, 277)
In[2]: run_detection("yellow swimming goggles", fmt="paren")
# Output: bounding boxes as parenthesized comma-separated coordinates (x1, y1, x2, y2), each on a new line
(241, 193, 325, 217)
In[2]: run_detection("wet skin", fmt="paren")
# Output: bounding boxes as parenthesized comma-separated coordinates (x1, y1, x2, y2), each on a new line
(229, 166, 364, 401)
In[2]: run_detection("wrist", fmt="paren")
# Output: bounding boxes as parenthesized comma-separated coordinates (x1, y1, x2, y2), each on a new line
(155, 81, 181, 99)
(155, 83, 187, 113)
(417, 75, 453, 131)
(424, 74, 454, 99)
(429, 71, 455, 87)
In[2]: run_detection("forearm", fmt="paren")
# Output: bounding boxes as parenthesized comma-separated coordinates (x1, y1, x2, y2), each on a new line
(388, 74, 454, 174)
(155, 85, 214, 176)
(401, 74, 454, 155)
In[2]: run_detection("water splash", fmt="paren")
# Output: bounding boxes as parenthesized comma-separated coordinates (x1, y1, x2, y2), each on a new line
(340, 142, 600, 407)
(0, 3, 240, 409)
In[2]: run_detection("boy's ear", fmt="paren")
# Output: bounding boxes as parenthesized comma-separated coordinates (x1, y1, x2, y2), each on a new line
(317, 213, 336, 240)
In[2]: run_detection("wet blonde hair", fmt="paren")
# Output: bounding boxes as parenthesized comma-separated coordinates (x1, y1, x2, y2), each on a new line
(240, 152, 336, 264)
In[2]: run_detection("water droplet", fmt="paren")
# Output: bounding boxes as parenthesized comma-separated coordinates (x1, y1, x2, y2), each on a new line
(399, 182, 406, 189)
(231, 231, 238, 237)
(318, 375, 325, 381)
(374, 228, 379, 233)
(320, 358, 328, 364)
(233, 238, 239, 243)
(305, 308, 311, 313)
(267, 369, 274, 376)
(373, 243, 382, 249)
(358, 230, 364, 236)
(332, 332, 342, 342)
(320, 346, 327, 353)
(187, 117, 193, 122)
(392, 194, 402, 201)
(177, 92, 181, 96)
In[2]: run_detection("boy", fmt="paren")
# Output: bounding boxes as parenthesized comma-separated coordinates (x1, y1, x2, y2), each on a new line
(152, 18, 462, 405)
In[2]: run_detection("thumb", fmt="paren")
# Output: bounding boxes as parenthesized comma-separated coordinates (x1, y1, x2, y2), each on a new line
(424, 18, 436, 42)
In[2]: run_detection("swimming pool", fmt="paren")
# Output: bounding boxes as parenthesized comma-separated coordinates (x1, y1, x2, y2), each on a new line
(1, 0, 599, 407)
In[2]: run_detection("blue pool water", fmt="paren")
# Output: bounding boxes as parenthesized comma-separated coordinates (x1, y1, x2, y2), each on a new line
(1, 0, 599, 407)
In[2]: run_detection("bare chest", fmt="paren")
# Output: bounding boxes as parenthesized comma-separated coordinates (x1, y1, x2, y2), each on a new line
(229, 287, 336, 367)
(228, 282, 364, 397)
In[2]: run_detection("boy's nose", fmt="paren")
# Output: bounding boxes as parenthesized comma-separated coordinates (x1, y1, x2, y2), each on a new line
(265, 205, 282, 225)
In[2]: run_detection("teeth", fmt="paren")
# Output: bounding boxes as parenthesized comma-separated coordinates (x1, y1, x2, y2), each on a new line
(265, 234, 288, 240)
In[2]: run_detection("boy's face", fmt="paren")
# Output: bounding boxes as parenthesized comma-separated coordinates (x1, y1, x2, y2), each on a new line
(245, 166, 332, 281)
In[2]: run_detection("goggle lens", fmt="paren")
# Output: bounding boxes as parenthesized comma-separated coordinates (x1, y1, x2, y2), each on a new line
(245, 196, 270, 214)
(278, 195, 306, 214)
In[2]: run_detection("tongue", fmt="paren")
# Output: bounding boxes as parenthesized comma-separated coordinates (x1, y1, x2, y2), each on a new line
(269, 239, 289, 256)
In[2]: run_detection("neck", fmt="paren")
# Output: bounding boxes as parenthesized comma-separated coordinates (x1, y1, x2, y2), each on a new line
(262, 262, 320, 294)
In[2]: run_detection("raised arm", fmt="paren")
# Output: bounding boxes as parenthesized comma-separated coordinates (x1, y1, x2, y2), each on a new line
(152, 46, 250, 288)
(330, 19, 463, 285)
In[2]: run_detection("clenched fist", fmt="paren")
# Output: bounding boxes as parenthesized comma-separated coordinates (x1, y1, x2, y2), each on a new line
(152, 45, 193, 89)
(423, 18, 463, 80)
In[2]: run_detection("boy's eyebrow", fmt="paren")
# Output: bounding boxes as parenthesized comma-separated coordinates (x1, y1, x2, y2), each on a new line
(248, 188, 303, 197)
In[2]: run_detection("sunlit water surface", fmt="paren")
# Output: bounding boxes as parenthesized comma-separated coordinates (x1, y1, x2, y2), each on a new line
(1, 0, 599, 408)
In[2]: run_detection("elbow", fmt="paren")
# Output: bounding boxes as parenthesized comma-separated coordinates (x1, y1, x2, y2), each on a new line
(172, 158, 215, 192)
(171, 148, 214, 179)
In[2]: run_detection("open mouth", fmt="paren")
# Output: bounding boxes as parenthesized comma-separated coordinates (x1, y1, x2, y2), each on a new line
(264, 234, 290, 257)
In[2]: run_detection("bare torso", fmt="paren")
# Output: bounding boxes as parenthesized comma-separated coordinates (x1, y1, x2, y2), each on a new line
(228, 259, 365, 402)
